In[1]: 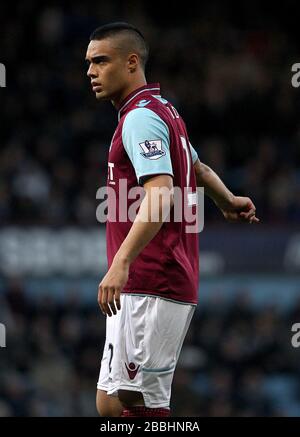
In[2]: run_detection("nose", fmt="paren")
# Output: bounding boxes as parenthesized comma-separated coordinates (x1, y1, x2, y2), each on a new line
(87, 63, 96, 78)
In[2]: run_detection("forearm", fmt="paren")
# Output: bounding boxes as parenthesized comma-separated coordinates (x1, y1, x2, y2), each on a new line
(194, 159, 234, 209)
(115, 190, 173, 265)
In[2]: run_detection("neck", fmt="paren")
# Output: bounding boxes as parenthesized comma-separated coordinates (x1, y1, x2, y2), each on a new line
(112, 77, 147, 110)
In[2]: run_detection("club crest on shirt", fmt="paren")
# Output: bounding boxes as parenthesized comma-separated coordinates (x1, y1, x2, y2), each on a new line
(139, 139, 165, 160)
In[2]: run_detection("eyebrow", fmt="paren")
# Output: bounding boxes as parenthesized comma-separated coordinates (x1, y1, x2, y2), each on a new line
(85, 55, 110, 65)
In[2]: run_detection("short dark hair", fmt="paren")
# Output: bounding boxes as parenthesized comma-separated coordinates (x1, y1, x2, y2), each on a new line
(89, 22, 149, 70)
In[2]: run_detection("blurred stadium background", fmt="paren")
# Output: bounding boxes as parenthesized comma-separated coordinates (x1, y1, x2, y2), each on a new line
(0, 1, 300, 416)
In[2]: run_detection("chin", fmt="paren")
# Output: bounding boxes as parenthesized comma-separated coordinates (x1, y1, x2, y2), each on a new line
(95, 92, 104, 100)
(96, 92, 110, 101)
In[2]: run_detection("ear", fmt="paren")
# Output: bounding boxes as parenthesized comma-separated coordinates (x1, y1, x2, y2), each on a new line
(127, 54, 139, 73)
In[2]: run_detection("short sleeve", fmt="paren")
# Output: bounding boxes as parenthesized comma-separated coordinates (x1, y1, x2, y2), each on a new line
(189, 142, 199, 164)
(122, 108, 174, 185)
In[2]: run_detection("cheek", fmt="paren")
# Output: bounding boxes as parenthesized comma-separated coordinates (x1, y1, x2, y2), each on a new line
(107, 65, 127, 85)
(109, 69, 123, 83)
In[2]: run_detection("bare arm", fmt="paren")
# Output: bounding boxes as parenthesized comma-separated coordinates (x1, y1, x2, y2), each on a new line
(193, 158, 259, 224)
(98, 174, 174, 316)
(117, 174, 174, 263)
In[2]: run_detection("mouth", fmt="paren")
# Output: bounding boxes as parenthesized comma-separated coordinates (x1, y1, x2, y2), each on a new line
(92, 83, 102, 92)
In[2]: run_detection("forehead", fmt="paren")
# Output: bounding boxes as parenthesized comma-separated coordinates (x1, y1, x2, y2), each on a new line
(86, 38, 118, 59)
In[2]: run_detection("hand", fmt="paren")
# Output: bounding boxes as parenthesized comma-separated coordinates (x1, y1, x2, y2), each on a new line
(98, 256, 130, 316)
(220, 196, 260, 224)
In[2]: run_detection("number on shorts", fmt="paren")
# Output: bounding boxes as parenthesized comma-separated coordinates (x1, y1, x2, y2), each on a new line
(108, 343, 113, 373)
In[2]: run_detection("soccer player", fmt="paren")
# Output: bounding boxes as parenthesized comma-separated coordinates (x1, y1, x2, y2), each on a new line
(85, 22, 259, 418)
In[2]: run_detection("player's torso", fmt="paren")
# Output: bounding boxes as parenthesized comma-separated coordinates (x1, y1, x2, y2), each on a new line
(105, 84, 199, 304)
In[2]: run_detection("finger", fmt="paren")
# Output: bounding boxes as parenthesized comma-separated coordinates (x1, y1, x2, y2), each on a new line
(101, 287, 112, 317)
(98, 284, 105, 316)
(240, 209, 256, 220)
(240, 210, 260, 224)
(102, 294, 112, 317)
(115, 287, 121, 311)
(246, 199, 255, 210)
(108, 287, 117, 315)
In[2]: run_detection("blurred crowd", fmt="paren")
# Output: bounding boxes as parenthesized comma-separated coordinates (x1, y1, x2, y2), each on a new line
(1, 1, 300, 226)
(1, 1, 300, 419)
(1, 278, 300, 417)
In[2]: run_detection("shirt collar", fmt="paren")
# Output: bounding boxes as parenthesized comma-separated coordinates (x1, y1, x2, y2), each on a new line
(118, 83, 161, 121)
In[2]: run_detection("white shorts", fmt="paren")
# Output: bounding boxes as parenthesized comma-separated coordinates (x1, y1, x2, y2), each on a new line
(97, 294, 195, 408)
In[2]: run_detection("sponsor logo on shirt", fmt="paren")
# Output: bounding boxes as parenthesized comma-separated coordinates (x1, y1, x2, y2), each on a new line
(136, 99, 152, 107)
(139, 139, 166, 160)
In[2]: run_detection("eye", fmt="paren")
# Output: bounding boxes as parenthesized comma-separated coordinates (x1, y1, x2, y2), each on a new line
(93, 56, 109, 65)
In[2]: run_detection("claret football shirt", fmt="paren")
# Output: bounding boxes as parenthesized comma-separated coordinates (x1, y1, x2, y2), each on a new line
(106, 83, 199, 304)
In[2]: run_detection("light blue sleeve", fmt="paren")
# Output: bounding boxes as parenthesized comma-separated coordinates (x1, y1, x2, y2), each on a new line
(189, 142, 199, 164)
(122, 108, 174, 185)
